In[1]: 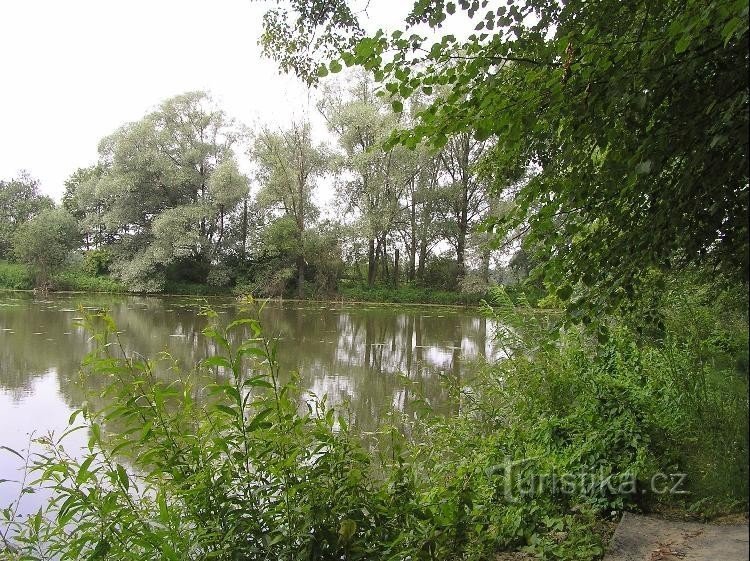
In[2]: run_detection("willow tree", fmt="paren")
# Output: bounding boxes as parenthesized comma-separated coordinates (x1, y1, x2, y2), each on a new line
(319, 73, 414, 286)
(0, 172, 53, 259)
(437, 132, 489, 280)
(12, 208, 79, 288)
(83, 92, 248, 291)
(253, 122, 330, 297)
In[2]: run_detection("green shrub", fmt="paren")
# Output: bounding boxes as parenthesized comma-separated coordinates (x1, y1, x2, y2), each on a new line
(81, 248, 113, 276)
(0, 260, 128, 293)
(52, 269, 127, 293)
(0, 260, 33, 290)
(163, 280, 230, 296)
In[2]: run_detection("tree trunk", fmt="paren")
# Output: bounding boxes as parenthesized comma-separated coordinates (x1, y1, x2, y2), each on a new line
(394, 248, 400, 289)
(241, 199, 248, 260)
(215, 205, 225, 258)
(297, 168, 305, 298)
(367, 238, 377, 287)
(380, 236, 389, 281)
(417, 237, 428, 284)
(456, 201, 468, 281)
(297, 253, 305, 298)
(456, 133, 471, 282)
(408, 191, 417, 281)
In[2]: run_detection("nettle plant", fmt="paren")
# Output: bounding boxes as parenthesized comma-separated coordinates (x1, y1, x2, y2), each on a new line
(0, 301, 386, 560)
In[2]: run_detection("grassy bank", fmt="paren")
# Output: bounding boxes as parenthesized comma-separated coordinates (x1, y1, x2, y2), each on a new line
(337, 281, 544, 306)
(338, 284, 482, 305)
(0, 260, 128, 293)
(1, 261, 529, 305)
(2, 273, 747, 560)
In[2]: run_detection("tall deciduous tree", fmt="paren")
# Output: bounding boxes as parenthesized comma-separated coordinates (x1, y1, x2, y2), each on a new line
(85, 92, 249, 290)
(399, 146, 442, 283)
(437, 132, 488, 281)
(320, 73, 413, 286)
(63, 165, 108, 251)
(253, 122, 330, 297)
(12, 208, 79, 287)
(0, 172, 53, 258)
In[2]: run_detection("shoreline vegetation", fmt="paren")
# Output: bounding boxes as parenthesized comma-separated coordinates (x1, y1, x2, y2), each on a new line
(1, 260, 533, 307)
(2, 279, 747, 560)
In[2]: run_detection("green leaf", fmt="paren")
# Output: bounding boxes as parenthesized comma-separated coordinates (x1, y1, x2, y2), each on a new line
(214, 404, 239, 417)
(76, 455, 95, 485)
(392, 100, 404, 113)
(557, 284, 573, 301)
(202, 356, 232, 369)
(338, 519, 357, 543)
(202, 326, 230, 350)
(116, 463, 129, 492)
(245, 376, 274, 389)
(88, 538, 111, 560)
(0, 446, 24, 461)
(674, 34, 691, 53)
(226, 318, 262, 336)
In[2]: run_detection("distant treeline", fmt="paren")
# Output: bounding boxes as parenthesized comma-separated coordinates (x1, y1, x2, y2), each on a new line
(0, 81, 534, 298)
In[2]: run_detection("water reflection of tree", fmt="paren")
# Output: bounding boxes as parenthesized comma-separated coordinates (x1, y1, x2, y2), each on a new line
(0, 295, 498, 436)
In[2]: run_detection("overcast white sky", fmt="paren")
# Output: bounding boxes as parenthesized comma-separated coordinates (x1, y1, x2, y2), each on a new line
(0, 0, 420, 202)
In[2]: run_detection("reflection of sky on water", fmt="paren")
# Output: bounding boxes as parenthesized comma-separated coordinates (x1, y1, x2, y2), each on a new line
(0, 293, 503, 514)
(0, 369, 87, 516)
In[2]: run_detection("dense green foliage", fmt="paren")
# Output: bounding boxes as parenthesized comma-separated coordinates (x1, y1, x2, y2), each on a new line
(62, 92, 249, 292)
(0, 173, 53, 260)
(12, 208, 80, 288)
(263, 0, 749, 315)
(51, 269, 127, 294)
(1, 1, 747, 306)
(2, 278, 747, 560)
(0, 261, 127, 293)
(0, 261, 33, 291)
(1, 79, 507, 297)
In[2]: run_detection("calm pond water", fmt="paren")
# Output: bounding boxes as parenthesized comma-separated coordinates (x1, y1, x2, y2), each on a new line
(0, 292, 500, 513)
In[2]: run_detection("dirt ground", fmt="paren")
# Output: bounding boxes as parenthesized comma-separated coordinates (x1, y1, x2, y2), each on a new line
(602, 512, 749, 561)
